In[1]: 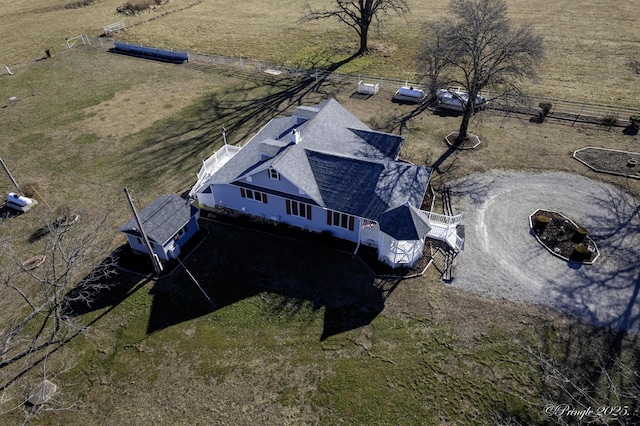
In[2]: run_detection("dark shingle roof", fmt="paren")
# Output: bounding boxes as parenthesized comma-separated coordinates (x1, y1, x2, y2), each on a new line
(119, 195, 196, 245)
(378, 204, 432, 240)
(300, 149, 431, 220)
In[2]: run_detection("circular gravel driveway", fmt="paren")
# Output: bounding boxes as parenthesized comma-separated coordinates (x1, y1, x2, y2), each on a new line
(448, 170, 640, 334)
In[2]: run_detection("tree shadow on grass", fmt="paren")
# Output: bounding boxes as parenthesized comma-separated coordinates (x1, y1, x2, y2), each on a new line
(117, 55, 358, 192)
(145, 219, 385, 340)
(523, 320, 640, 425)
(368, 101, 434, 135)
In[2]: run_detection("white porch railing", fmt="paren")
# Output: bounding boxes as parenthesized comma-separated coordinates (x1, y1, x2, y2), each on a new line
(189, 145, 241, 197)
(423, 211, 463, 226)
(420, 210, 464, 251)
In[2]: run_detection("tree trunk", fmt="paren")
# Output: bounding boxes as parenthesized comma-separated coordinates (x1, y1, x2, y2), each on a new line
(358, 24, 370, 55)
(457, 102, 473, 142)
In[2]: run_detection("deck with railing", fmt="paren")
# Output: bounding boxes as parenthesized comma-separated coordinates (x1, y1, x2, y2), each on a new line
(189, 144, 241, 197)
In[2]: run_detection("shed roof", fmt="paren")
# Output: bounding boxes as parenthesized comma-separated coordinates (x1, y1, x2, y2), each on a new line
(119, 195, 196, 245)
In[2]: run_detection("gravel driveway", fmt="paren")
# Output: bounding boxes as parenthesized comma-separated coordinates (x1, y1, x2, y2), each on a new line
(448, 170, 640, 334)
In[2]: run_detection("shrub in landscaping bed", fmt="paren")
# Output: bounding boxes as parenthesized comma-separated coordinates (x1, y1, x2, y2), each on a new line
(533, 215, 550, 232)
(570, 244, 591, 262)
(571, 227, 588, 243)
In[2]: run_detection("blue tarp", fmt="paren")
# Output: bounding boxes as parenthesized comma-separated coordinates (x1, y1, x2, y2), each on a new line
(112, 42, 189, 64)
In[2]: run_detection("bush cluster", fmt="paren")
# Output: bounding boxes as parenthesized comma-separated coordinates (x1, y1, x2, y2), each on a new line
(571, 227, 588, 243)
(533, 215, 549, 232)
(538, 102, 552, 116)
(570, 244, 591, 262)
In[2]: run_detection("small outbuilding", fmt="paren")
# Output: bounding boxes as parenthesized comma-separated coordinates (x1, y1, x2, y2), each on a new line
(119, 194, 199, 262)
(393, 86, 425, 104)
(4, 192, 38, 212)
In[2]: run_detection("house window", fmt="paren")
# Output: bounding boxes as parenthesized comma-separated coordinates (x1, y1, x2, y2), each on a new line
(327, 209, 355, 231)
(240, 188, 268, 203)
(286, 200, 312, 219)
(268, 168, 280, 180)
(173, 225, 189, 241)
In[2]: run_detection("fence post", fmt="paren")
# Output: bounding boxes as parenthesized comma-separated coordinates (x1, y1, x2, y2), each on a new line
(609, 106, 622, 131)
(240, 58, 243, 70)
(572, 102, 586, 126)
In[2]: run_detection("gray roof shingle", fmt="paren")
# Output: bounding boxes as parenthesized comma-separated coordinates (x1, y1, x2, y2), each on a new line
(378, 204, 432, 240)
(119, 195, 196, 245)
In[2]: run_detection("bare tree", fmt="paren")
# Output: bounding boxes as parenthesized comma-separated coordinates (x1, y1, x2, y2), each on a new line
(302, 0, 409, 55)
(417, 0, 543, 143)
(517, 340, 640, 425)
(0, 212, 116, 406)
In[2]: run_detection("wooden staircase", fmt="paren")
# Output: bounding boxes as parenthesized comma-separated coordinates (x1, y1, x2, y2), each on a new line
(429, 186, 459, 282)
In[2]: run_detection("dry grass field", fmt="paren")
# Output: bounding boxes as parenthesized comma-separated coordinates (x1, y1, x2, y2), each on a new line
(2, 0, 639, 105)
(0, 44, 638, 425)
(0, 1, 639, 424)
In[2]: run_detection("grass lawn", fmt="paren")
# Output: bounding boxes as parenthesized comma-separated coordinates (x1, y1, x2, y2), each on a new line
(0, 42, 638, 425)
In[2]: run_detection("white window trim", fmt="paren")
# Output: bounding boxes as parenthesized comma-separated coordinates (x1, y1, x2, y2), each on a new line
(268, 168, 280, 180)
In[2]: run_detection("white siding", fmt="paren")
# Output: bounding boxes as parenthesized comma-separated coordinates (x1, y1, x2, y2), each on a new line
(209, 183, 360, 242)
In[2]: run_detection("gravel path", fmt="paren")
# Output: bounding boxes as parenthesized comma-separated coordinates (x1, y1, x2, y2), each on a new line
(448, 170, 640, 334)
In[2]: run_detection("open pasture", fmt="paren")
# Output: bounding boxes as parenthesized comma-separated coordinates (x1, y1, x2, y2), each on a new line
(1, 0, 639, 105)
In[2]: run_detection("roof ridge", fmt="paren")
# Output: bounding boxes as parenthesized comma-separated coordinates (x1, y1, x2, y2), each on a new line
(303, 147, 391, 167)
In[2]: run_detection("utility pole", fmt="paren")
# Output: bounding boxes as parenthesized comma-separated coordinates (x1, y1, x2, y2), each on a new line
(123, 188, 163, 275)
(0, 157, 22, 194)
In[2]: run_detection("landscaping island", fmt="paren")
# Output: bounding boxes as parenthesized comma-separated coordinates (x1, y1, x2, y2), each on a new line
(530, 209, 599, 264)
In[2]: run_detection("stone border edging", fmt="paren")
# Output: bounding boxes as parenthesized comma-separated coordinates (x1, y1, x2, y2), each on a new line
(445, 132, 481, 150)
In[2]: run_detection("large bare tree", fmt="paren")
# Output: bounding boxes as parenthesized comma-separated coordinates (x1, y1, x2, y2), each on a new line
(417, 0, 543, 142)
(0, 211, 116, 415)
(302, 0, 409, 55)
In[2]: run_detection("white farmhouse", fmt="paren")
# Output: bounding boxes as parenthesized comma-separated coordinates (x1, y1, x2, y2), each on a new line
(190, 99, 462, 268)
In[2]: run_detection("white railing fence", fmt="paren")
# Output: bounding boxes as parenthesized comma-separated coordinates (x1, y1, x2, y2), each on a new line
(197, 144, 240, 181)
(421, 211, 463, 226)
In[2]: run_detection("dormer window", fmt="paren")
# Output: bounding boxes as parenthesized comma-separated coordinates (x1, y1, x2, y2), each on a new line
(268, 168, 280, 180)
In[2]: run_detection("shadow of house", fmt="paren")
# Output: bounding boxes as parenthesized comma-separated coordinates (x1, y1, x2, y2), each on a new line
(145, 220, 385, 340)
